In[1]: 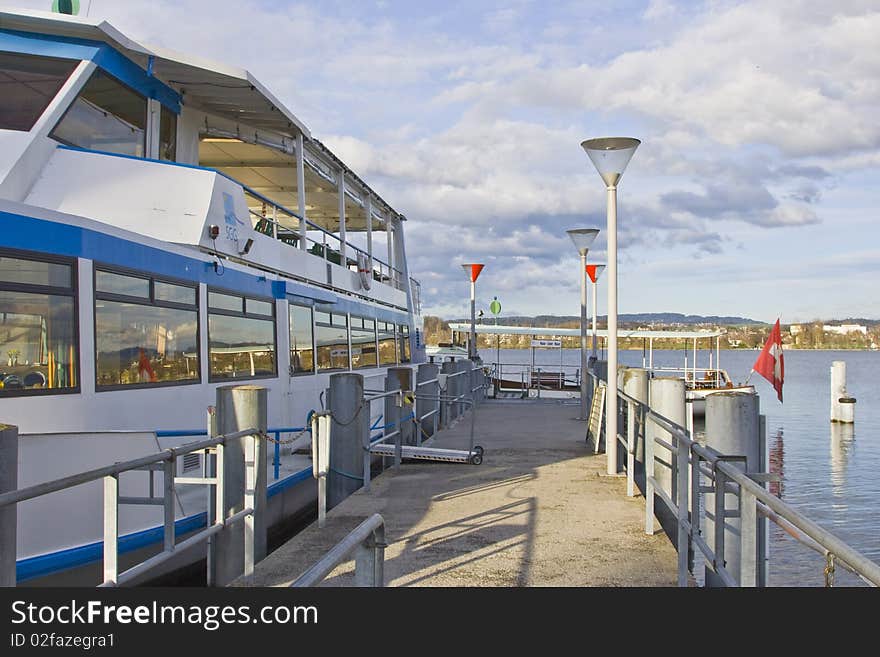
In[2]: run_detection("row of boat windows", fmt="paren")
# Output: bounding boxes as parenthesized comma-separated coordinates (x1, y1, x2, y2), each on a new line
(0, 251, 410, 396)
(0, 51, 177, 160)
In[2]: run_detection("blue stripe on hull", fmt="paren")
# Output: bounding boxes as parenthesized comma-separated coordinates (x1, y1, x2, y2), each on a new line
(16, 467, 313, 583)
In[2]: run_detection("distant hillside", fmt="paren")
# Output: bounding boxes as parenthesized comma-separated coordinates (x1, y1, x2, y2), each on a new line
(452, 313, 766, 326)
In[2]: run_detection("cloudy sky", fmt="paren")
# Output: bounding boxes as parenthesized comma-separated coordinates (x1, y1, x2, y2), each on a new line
(6, 0, 879, 323)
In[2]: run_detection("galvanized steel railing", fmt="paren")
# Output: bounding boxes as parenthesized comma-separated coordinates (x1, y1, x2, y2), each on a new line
(590, 372, 880, 587)
(0, 427, 263, 587)
(290, 513, 386, 587)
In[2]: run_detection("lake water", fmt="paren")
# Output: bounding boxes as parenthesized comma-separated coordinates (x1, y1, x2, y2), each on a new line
(489, 347, 880, 586)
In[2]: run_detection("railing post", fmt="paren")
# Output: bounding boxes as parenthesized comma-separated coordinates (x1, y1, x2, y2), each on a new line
(416, 363, 439, 444)
(354, 524, 385, 587)
(440, 361, 456, 429)
(103, 474, 119, 585)
(626, 401, 636, 497)
(645, 417, 657, 535)
(163, 459, 175, 552)
(328, 373, 369, 499)
(712, 468, 727, 584)
(0, 424, 18, 587)
(704, 391, 760, 587)
(740, 489, 758, 587)
(676, 436, 690, 587)
(213, 384, 268, 586)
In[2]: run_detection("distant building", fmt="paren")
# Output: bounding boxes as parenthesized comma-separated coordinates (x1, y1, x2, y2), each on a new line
(789, 324, 804, 336)
(823, 324, 867, 335)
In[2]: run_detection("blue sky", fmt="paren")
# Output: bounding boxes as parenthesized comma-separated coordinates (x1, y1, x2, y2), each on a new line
(5, 0, 879, 323)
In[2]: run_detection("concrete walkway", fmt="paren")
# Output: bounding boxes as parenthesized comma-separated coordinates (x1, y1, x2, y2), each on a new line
(235, 399, 678, 587)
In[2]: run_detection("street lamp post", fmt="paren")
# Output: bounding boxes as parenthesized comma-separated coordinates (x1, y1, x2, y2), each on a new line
(461, 264, 485, 361)
(586, 264, 605, 361)
(581, 137, 640, 476)
(566, 228, 599, 420)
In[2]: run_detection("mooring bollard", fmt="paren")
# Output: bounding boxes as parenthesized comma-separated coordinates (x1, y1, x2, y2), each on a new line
(830, 361, 856, 424)
(648, 377, 686, 506)
(416, 363, 439, 444)
(328, 373, 369, 501)
(213, 385, 268, 586)
(622, 368, 649, 494)
(704, 391, 762, 587)
(387, 367, 415, 447)
(1, 424, 18, 587)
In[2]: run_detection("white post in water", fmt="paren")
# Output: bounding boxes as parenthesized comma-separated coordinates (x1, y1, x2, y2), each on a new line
(567, 228, 600, 420)
(830, 361, 855, 423)
(581, 137, 640, 476)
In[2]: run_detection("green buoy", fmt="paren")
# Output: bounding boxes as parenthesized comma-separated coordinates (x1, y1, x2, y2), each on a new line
(489, 297, 501, 315)
(51, 0, 80, 15)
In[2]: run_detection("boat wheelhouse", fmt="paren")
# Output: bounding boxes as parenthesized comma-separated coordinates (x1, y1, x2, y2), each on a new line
(0, 8, 424, 584)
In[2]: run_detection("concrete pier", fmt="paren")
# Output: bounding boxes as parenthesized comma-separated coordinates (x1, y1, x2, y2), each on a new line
(235, 400, 677, 587)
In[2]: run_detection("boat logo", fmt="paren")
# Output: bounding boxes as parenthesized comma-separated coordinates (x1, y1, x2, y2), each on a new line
(222, 192, 246, 241)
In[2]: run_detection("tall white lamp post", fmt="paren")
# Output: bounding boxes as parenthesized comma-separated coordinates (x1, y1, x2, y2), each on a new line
(461, 263, 484, 360)
(566, 228, 599, 420)
(581, 137, 640, 476)
(586, 263, 605, 361)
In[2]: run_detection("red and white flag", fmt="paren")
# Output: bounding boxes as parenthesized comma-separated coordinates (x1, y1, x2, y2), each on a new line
(753, 319, 784, 402)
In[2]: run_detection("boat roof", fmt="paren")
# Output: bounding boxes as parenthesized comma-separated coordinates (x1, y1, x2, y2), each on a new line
(0, 9, 405, 226)
(448, 323, 724, 340)
(0, 8, 310, 138)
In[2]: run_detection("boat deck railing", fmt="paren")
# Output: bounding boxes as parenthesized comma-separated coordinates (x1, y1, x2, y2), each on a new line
(488, 361, 582, 395)
(588, 371, 880, 587)
(241, 186, 408, 292)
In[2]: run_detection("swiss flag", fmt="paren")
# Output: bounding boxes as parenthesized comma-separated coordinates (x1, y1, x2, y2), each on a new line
(753, 319, 784, 402)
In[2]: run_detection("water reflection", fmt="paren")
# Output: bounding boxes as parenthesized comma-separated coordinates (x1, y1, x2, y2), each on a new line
(829, 423, 855, 499)
(769, 428, 785, 498)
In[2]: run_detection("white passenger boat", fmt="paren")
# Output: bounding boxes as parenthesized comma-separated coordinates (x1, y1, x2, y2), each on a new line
(0, 9, 425, 584)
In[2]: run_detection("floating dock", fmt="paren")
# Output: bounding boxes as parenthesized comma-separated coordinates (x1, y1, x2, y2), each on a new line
(234, 399, 678, 587)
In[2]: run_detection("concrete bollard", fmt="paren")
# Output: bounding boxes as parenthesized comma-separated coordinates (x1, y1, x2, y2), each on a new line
(647, 377, 686, 538)
(704, 391, 761, 587)
(328, 373, 369, 505)
(213, 385, 268, 586)
(440, 361, 457, 429)
(831, 361, 855, 424)
(1, 424, 18, 587)
(416, 363, 439, 443)
(649, 377, 686, 502)
(622, 368, 649, 483)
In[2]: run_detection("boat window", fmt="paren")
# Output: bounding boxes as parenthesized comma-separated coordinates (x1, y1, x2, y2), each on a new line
(208, 291, 243, 312)
(0, 251, 78, 396)
(94, 268, 199, 389)
(398, 324, 411, 363)
(159, 106, 176, 162)
(95, 270, 149, 299)
(0, 52, 78, 132)
(378, 321, 397, 366)
(288, 304, 314, 374)
(350, 316, 377, 369)
(51, 69, 147, 157)
(208, 290, 276, 381)
(315, 311, 348, 371)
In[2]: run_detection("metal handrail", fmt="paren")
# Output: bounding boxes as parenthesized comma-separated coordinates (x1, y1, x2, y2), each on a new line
(291, 514, 385, 587)
(590, 370, 880, 587)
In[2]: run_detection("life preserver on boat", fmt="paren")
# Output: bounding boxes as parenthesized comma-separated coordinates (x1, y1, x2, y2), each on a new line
(357, 252, 371, 290)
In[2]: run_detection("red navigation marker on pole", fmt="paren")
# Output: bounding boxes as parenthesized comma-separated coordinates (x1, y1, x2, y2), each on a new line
(585, 264, 605, 359)
(461, 264, 485, 360)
